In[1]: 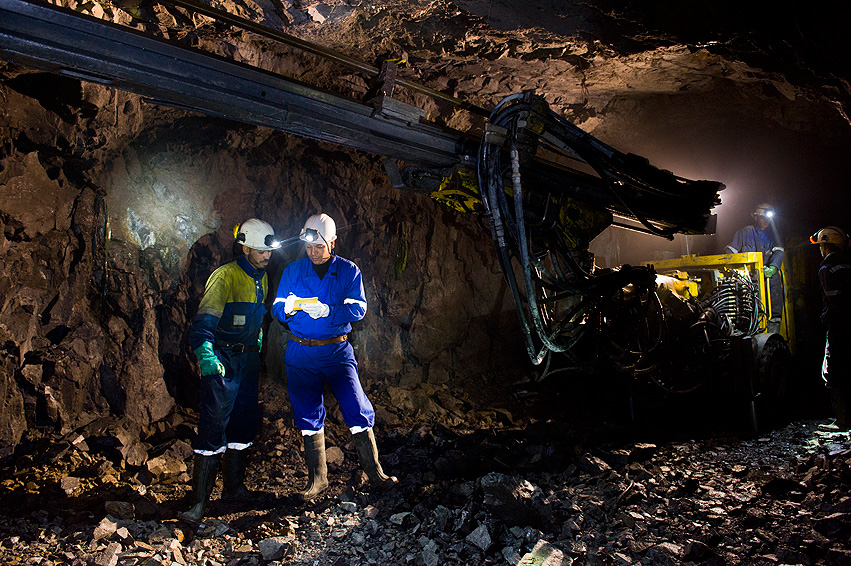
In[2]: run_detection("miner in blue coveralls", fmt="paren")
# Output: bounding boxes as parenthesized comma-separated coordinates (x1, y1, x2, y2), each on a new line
(272, 213, 397, 501)
(180, 218, 280, 523)
(725, 203, 785, 328)
(811, 226, 851, 433)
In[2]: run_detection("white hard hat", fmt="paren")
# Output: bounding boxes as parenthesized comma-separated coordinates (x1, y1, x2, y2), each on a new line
(810, 226, 848, 247)
(234, 218, 279, 251)
(299, 213, 337, 244)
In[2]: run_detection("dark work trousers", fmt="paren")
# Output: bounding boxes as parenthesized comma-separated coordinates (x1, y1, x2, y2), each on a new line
(766, 271, 784, 321)
(194, 348, 261, 454)
(822, 329, 851, 391)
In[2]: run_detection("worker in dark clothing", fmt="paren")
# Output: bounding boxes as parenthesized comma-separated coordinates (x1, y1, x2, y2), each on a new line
(725, 203, 785, 328)
(812, 226, 851, 433)
(181, 218, 280, 523)
(271, 213, 397, 501)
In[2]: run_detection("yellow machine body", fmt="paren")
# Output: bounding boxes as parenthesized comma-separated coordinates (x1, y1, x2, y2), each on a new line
(646, 252, 796, 354)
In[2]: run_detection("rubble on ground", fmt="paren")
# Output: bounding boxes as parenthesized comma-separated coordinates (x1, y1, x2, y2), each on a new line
(1, 383, 850, 565)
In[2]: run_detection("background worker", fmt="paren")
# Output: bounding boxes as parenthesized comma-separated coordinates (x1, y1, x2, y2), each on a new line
(811, 226, 851, 433)
(182, 218, 279, 523)
(725, 203, 785, 328)
(272, 213, 396, 501)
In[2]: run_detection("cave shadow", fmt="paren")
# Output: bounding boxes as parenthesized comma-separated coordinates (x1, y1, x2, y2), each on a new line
(507, 360, 793, 447)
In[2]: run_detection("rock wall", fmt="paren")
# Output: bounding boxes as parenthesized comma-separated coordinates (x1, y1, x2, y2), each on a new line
(0, 64, 526, 457)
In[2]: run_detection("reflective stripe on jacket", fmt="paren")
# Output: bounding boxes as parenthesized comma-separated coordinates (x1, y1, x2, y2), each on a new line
(819, 248, 851, 329)
(724, 224, 784, 269)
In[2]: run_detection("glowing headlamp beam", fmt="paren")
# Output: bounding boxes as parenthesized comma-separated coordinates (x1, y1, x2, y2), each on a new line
(264, 234, 282, 249)
(299, 228, 328, 245)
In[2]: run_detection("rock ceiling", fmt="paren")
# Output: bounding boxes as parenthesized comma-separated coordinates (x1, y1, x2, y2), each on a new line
(128, 0, 851, 246)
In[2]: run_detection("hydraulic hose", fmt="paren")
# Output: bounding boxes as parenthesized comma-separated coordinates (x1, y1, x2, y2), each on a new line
(511, 145, 575, 354)
(477, 92, 694, 365)
(478, 114, 549, 364)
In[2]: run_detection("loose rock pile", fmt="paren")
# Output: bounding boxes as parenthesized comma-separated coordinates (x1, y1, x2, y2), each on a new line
(1, 383, 850, 565)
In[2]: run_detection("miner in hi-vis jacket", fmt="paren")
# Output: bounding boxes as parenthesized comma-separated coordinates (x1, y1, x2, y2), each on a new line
(181, 218, 280, 523)
(272, 213, 396, 501)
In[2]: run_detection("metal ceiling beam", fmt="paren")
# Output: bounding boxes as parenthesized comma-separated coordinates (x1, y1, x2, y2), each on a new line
(161, 0, 492, 118)
(0, 0, 720, 237)
(0, 0, 467, 167)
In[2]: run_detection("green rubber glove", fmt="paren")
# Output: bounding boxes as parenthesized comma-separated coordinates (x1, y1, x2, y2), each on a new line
(763, 265, 778, 278)
(193, 342, 225, 377)
(257, 328, 263, 350)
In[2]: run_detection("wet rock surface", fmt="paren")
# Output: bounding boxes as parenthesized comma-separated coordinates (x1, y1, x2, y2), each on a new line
(1, 383, 850, 565)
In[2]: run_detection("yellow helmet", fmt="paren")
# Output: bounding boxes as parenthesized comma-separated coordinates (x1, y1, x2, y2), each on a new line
(810, 226, 848, 247)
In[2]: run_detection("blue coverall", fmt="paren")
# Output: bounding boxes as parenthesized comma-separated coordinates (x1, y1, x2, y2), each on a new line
(271, 254, 374, 432)
(725, 224, 785, 320)
(188, 255, 267, 454)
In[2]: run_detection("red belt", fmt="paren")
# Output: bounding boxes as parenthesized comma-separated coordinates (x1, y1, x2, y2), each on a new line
(290, 334, 348, 347)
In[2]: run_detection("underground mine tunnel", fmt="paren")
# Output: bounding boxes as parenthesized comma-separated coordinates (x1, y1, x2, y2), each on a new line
(2, 0, 851, 564)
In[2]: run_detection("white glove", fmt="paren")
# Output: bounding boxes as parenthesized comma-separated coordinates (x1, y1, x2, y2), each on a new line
(302, 300, 330, 319)
(284, 293, 299, 315)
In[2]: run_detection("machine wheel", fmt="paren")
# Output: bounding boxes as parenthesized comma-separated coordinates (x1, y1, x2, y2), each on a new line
(749, 334, 791, 433)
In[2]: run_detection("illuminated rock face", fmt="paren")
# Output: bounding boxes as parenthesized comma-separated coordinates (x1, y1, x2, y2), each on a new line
(0, 0, 849, 453)
(0, 70, 523, 454)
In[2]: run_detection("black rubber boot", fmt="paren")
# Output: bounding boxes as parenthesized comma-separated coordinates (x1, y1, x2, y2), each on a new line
(352, 429, 397, 489)
(222, 449, 258, 503)
(179, 454, 220, 523)
(299, 432, 329, 502)
(818, 388, 850, 432)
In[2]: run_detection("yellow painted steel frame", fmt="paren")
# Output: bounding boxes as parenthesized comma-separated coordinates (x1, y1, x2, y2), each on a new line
(643, 253, 795, 351)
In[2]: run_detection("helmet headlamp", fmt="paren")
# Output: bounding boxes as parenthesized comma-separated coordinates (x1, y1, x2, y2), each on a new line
(299, 227, 323, 244)
(264, 234, 281, 249)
